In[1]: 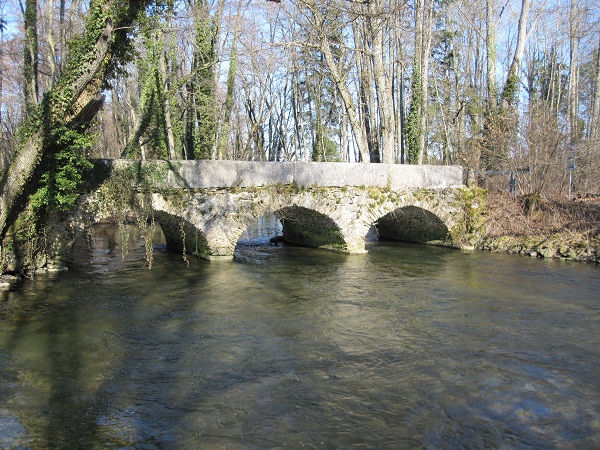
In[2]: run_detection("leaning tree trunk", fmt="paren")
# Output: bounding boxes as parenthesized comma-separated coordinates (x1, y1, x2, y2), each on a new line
(501, 0, 531, 106)
(353, 20, 379, 163)
(306, 0, 370, 162)
(0, 0, 149, 239)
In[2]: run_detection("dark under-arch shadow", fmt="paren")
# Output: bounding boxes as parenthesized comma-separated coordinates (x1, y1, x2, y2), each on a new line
(372, 205, 450, 244)
(154, 211, 210, 258)
(235, 206, 347, 253)
(276, 206, 347, 250)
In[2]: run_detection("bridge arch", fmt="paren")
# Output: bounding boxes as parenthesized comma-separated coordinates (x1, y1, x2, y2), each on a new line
(370, 205, 452, 245)
(228, 203, 350, 254)
(277, 206, 347, 249)
(153, 210, 210, 257)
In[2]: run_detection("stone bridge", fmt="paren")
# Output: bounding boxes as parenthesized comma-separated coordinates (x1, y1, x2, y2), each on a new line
(79, 160, 468, 261)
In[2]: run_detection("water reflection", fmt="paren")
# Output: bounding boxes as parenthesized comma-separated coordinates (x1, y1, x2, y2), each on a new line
(0, 226, 598, 447)
(237, 214, 283, 247)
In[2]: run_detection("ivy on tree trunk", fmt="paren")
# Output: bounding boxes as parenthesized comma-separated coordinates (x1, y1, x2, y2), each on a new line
(0, 0, 150, 243)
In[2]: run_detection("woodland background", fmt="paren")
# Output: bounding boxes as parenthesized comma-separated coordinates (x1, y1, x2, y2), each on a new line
(1, 0, 599, 198)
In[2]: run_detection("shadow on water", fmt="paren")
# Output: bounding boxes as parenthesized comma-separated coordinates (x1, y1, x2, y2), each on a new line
(0, 223, 599, 447)
(0, 225, 206, 446)
(0, 237, 134, 445)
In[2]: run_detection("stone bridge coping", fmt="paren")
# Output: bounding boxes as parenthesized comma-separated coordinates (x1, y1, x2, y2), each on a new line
(104, 159, 464, 190)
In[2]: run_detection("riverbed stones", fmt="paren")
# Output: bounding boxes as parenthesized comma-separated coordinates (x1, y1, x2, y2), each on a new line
(539, 246, 556, 258)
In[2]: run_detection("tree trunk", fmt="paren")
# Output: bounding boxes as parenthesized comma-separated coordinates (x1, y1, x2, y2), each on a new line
(591, 34, 600, 140)
(406, 0, 426, 164)
(567, 0, 580, 142)
(486, 0, 498, 107)
(320, 43, 369, 161)
(0, 16, 4, 132)
(159, 50, 177, 159)
(59, 0, 65, 58)
(291, 66, 304, 161)
(158, 16, 177, 161)
(23, 0, 39, 116)
(0, 0, 149, 238)
(354, 21, 379, 163)
(501, 0, 531, 106)
(417, 0, 433, 164)
(192, 0, 217, 159)
(306, 0, 370, 162)
(217, 0, 243, 160)
(369, 1, 395, 164)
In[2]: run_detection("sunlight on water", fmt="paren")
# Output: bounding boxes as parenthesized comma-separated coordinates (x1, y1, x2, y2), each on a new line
(0, 225, 599, 447)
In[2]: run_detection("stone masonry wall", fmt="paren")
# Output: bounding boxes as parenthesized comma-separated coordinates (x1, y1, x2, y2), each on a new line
(73, 161, 467, 261)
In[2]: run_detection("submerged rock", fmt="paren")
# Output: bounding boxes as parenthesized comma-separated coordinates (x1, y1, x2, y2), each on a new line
(233, 245, 284, 265)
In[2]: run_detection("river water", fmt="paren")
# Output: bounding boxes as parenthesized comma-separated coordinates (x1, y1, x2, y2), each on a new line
(0, 223, 599, 448)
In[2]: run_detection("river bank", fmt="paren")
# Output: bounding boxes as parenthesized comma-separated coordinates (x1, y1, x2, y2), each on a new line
(477, 192, 600, 264)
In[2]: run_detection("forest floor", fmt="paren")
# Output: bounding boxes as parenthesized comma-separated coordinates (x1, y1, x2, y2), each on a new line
(479, 192, 600, 264)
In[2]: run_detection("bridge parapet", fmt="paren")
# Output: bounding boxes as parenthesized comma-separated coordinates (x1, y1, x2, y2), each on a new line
(101, 160, 463, 190)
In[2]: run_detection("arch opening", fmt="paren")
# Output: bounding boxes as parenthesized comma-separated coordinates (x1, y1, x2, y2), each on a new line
(235, 213, 283, 249)
(277, 206, 347, 250)
(68, 221, 167, 270)
(234, 206, 347, 254)
(374, 206, 450, 244)
(154, 211, 210, 258)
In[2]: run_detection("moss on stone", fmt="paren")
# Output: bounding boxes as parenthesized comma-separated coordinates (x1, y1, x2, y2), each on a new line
(450, 186, 488, 246)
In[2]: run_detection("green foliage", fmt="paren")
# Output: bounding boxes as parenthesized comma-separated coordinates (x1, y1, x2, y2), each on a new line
(523, 193, 542, 215)
(124, 16, 170, 159)
(218, 29, 238, 158)
(29, 126, 94, 216)
(5, 125, 94, 274)
(312, 130, 340, 162)
(95, 165, 156, 265)
(501, 71, 519, 107)
(2, 0, 150, 274)
(51, 1, 143, 118)
(406, 66, 423, 164)
(193, 8, 217, 159)
(178, 1, 218, 160)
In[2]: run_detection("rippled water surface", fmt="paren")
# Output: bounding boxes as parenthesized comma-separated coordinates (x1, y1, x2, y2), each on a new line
(0, 226, 599, 448)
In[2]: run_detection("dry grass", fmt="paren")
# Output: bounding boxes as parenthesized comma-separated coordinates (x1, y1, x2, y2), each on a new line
(484, 191, 600, 240)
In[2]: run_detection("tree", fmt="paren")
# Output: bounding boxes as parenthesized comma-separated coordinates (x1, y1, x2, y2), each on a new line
(406, 0, 434, 164)
(192, 0, 218, 159)
(23, 0, 39, 116)
(591, 33, 600, 140)
(0, 0, 150, 243)
(296, 0, 371, 162)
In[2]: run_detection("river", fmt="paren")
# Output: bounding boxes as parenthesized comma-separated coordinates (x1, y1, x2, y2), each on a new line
(0, 223, 599, 448)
